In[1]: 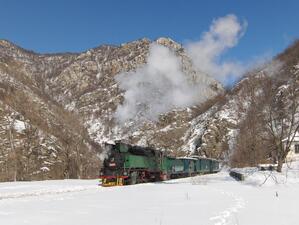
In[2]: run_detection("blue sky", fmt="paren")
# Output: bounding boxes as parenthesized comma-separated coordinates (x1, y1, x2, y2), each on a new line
(0, 0, 298, 62)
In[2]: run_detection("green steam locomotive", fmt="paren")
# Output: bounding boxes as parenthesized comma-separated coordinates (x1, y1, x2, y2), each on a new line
(99, 141, 220, 186)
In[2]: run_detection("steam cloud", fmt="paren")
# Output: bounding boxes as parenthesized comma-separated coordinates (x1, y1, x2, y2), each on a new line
(263, 60, 283, 77)
(186, 14, 247, 83)
(99, 143, 113, 161)
(115, 44, 213, 123)
(115, 14, 248, 123)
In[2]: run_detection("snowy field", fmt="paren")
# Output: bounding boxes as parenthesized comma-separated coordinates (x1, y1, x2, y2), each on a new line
(1, 162, 299, 225)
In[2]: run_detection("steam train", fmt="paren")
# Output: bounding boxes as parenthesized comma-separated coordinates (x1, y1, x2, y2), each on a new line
(99, 141, 220, 187)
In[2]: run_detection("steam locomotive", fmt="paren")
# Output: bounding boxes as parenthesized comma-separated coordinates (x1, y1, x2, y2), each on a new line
(99, 141, 220, 186)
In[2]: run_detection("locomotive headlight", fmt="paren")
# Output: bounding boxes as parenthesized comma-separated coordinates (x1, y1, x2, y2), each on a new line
(123, 171, 128, 176)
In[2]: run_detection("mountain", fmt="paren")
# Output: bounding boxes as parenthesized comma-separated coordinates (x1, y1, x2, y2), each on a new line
(1, 36, 298, 181)
(184, 40, 299, 167)
(0, 38, 222, 181)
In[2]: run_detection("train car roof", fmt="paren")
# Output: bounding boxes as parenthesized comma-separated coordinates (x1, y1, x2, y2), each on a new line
(189, 155, 221, 161)
(176, 157, 197, 160)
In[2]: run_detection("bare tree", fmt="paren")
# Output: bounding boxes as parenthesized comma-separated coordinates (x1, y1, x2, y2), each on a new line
(22, 123, 39, 180)
(5, 114, 18, 181)
(231, 76, 270, 167)
(263, 79, 299, 172)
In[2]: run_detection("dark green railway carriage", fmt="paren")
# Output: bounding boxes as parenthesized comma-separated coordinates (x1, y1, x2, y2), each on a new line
(209, 159, 220, 173)
(165, 157, 185, 178)
(179, 157, 197, 175)
(162, 157, 178, 175)
(198, 158, 211, 173)
(160, 157, 197, 178)
(192, 156, 214, 174)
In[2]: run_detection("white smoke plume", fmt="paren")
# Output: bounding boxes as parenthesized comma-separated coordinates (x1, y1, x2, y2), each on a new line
(186, 14, 247, 83)
(115, 14, 248, 123)
(99, 143, 113, 161)
(115, 44, 213, 123)
(263, 60, 284, 77)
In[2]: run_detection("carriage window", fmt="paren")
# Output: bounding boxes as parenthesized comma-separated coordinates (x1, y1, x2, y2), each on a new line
(295, 144, 299, 154)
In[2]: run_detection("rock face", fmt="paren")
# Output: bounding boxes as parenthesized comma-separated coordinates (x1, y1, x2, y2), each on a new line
(0, 38, 223, 181)
(1, 36, 297, 181)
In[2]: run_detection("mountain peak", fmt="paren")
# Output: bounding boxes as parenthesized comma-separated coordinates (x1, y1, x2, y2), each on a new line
(155, 37, 182, 50)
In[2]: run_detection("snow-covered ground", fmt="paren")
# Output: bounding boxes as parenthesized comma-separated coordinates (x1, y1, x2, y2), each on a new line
(1, 162, 299, 225)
